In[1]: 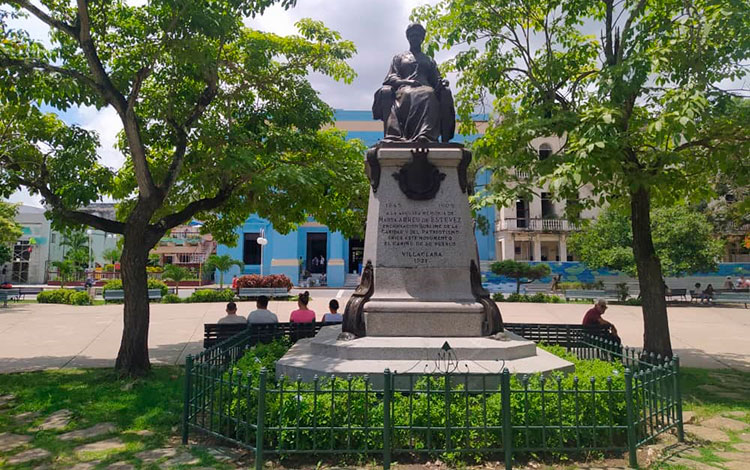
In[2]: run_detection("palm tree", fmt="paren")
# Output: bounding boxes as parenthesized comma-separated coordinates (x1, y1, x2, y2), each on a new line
(102, 247, 122, 265)
(162, 264, 190, 295)
(52, 260, 74, 288)
(204, 254, 243, 288)
(60, 228, 89, 274)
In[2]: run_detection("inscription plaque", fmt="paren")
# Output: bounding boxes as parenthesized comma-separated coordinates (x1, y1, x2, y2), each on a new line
(378, 201, 462, 267)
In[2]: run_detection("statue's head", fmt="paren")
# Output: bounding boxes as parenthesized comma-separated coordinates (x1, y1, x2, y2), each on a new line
(406, 23, 426, 47)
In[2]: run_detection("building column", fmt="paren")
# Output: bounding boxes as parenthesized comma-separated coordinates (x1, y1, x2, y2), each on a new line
(559, 234, 567, 262)
(502, 235, 516, 260)
(533, 235, 542, 262)
(269, 230, 300, 285)
(326, 231, 346, 287)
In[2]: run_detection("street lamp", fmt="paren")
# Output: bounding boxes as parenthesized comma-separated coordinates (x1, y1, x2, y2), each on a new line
(86, 229, 93, 270)
(257, 229, 268, 276)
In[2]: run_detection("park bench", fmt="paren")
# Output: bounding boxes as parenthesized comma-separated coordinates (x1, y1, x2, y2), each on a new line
(0, 288, 20, 307)
(504, 322, 613, 347)
(18, 287, 44, 299)
(563, 289, 607, 301)
(666, 288, 688, 302)
(237, 287, 290, 299)
(712, 292, 750, 308)
(203, 321, 336, 349)
(103, 289, 163, 302)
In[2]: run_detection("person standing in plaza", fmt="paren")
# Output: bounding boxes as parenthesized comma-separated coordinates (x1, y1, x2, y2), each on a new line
(290, 291, 316, 323)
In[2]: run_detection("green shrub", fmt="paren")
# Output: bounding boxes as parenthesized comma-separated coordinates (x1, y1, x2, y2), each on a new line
(161, 294, 182, 303)
(222, 340, 627, 459)
(102, 279, 168, 301)
(102, 279, 122, 293)
(494, 292, 562, 303)
(186, 288, 235, 303)
(559, 280, 605, 290)
(69, 291, 92, 305)
(615, 282, 630, 301)
(37, 289, 88, 305)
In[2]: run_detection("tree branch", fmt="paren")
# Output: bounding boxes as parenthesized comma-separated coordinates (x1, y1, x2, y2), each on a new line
(13, 175, 125, 233)
(617, 0, 648, 63)
(0, 56, 103, 96)
(10, 0, 78, 38)
(126, 66, 151, 113)
(150, 183, 239, 234)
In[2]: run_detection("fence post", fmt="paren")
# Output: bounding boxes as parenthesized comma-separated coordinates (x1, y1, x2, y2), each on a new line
(624, 368, 638, 469)
(255, 368, 267, 470)
(383, 369, 392, 470)
(673, 356, 684, 442)
(501, 369, 513, 470)
(182, 355, 193, 445)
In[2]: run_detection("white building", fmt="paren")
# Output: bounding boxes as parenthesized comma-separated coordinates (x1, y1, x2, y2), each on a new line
(493, 137, 601, 262)
(48, 203, 121, 267)
(2, 205, 51, 284)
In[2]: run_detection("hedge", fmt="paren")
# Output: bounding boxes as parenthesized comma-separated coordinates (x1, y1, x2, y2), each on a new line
(102, 279, 169, 296)
(37, 289, 92, 305)
(186, 289, 235, 303)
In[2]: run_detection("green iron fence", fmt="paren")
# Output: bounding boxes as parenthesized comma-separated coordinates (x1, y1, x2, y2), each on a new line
(183, 326, 684, 470)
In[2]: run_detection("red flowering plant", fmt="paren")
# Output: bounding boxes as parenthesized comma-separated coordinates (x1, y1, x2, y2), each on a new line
(236, 274, 293, 291)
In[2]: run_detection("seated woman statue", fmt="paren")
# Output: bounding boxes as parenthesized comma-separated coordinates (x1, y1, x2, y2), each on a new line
(373, 23, 455, 143)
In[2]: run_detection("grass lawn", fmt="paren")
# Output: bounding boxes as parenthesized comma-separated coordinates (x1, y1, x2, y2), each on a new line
(0, 365, 748, 469)
(0, 366, 235, 469)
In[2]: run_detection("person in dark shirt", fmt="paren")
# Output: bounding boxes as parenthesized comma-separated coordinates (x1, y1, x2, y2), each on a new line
(582, 299, 619, 340)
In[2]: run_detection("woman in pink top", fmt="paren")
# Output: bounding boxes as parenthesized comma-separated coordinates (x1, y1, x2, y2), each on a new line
(289, 291, 316, 323)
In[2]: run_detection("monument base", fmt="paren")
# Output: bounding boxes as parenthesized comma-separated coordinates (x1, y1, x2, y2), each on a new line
(276, 326, 574, 387)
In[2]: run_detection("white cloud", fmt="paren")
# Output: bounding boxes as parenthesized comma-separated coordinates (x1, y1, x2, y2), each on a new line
(75, 106, 126, 171)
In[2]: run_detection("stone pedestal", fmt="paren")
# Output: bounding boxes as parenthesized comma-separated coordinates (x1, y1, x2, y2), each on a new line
(276, 143, 573, 382)
(276, 326, 574, 387)
(344, 144, 502, 337)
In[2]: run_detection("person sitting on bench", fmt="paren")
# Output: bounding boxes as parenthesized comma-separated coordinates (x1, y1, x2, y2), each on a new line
(322, 299, 343, 323)
(218, 301, 246, 324)
(247, 295, 278, 324)
(582, 299, 620, 342)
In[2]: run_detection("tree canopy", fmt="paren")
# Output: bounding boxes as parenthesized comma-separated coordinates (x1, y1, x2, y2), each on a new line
(0, 201, 22, 246)
(0, 0, 368, 375)
(0, 201, 22, 265)
(569, 205, 725, 277)
(414, 0, 750, 357)
(490, 259, 551, 294)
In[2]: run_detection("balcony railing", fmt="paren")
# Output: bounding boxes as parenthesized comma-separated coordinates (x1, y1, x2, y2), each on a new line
(497, 217, 580, 232)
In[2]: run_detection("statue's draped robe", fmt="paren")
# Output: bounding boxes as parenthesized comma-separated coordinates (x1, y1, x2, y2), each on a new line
(373, 50, 451, 143)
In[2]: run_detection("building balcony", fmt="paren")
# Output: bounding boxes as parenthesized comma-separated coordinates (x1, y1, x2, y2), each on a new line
(497, 217, 580, 232)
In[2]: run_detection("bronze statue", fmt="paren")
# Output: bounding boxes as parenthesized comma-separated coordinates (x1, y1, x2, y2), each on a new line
(372, 23, 455, 143)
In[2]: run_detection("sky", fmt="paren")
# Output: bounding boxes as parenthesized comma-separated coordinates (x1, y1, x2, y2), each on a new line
(7, 0, 442, 207)
(6, 0, 747, 208)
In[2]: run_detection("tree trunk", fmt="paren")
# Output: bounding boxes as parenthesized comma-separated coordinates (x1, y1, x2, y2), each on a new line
(630, 186, 673, 357)
(516, 278, 521, 294)
(115, 235, 151, 376)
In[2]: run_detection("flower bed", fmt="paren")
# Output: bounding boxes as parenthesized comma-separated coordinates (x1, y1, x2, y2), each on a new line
(236, 274, 293, 290)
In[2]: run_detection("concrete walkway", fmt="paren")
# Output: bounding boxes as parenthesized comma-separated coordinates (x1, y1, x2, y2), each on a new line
(0, 298, 748, 373)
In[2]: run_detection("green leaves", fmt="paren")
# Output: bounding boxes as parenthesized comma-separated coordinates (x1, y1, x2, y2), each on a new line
(0, 201, 23, 246)
(415, 0, 749, 214)
(568, 205, 725, 277)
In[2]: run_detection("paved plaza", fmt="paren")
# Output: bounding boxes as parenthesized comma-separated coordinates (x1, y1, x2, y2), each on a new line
(0, 294, 748, 373)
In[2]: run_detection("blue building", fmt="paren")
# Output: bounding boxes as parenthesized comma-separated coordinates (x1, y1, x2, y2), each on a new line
(216, 110, 494, 287)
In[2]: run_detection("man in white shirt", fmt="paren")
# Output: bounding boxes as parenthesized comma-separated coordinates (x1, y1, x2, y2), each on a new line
(218, 302, 247, 324)
(247, 296, 279, 324)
